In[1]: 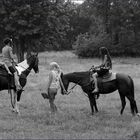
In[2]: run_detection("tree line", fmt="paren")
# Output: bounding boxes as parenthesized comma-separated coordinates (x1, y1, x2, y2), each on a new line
(0, 0, 140, 61)
(73, 0, 140, 57)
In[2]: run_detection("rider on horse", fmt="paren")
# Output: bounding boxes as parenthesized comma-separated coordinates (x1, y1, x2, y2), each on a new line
(2, 37, 22, 91)
(92, 47, 112, 93)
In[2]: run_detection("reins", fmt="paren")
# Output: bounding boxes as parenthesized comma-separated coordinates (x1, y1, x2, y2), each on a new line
(60, 66, 94, 96)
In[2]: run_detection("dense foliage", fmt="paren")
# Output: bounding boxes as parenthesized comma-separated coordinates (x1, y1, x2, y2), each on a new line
(73, 0, 140, 57)
(0, 0, 140, 61)
(0, 0, 72, 61)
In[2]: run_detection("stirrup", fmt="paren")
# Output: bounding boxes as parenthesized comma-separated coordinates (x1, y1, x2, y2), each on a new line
(41, 93, 49, 99)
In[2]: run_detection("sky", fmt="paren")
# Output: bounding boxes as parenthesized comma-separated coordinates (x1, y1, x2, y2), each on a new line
(71, 0, 84, 4)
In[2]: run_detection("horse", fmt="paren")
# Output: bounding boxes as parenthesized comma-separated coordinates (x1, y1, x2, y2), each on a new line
(59, 70, 139, 116)
(0, 53, 39, 114)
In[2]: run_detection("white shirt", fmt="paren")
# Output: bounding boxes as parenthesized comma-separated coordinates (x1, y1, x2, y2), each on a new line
(50, 70, 61, 89)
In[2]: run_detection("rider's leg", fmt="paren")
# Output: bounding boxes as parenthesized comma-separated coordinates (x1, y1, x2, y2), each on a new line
(4, 63, 12, 75)
(14, 72, 21, 91)
(92, 73, 99, 93)
(0, 62, 12, 74)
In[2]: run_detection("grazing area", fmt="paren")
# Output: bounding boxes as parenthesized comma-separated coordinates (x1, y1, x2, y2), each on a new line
(0, 51, 140, 139)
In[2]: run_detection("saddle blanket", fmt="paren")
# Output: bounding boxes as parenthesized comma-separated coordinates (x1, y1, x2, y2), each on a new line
(97, 72, 116, 83)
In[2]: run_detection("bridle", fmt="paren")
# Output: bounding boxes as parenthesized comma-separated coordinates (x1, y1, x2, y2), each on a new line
(59, 76, 82, 95)
(17, 55, 38, 73)
(60, 66, 94, 95)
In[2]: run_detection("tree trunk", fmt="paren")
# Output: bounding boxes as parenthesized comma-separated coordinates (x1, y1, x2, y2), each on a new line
(104, 0, 110, 34)
(17, 37, 25, 63)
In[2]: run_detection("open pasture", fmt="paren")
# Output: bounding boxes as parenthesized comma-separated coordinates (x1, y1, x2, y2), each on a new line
(0, 51, 140, 139)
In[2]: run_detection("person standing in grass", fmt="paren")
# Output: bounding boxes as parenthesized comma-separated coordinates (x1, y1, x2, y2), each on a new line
(92, 47, 112, 93)
(2, 37, 22, 91)
(41, 62, 62, 113)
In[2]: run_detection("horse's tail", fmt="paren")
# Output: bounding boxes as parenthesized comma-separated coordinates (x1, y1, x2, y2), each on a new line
(128, 76, 138, 114)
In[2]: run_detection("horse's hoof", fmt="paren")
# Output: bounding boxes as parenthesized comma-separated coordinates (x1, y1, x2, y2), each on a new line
(91, 112, 94, 115)
(137, 113, 140, 117)
(11, 108, 20, 115)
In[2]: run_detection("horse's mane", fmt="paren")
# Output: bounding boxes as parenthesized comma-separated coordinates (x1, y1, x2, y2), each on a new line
(64, 71, 91, 79)
(27, 55, 35, 65)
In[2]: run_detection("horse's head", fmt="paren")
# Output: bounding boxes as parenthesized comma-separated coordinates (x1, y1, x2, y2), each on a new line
(27, 53, 39, 73)
(60, 72, 69, 95)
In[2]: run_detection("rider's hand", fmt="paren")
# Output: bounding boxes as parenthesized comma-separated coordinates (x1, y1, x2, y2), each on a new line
(12, 60, 17, 66)
(90, 65, 94, 71)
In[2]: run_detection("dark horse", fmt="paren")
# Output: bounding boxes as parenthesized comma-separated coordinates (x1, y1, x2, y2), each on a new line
(0, 53, 39, 114)
(60, 71, 139, 116)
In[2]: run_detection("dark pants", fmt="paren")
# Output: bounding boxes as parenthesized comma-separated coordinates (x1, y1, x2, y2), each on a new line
(9, 66, 16, 74)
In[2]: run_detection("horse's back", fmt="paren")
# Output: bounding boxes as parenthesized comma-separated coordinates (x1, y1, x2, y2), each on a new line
(116, 73, 134, 93)
(98, 73, 133, 94)
(98, 79, 117, 94)
(116, 73, 133, 84)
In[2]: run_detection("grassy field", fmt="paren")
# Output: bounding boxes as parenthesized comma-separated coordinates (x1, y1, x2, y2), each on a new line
(0, 51, 140, 139)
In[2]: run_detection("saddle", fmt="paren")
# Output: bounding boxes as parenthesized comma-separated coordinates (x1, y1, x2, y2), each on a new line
(91, 70, 116, 92)
(97, 71, 116, 83)
(0, 65, 15, 88)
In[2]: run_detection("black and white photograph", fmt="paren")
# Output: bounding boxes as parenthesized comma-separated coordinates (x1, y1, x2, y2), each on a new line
(0, 0, 140, 139)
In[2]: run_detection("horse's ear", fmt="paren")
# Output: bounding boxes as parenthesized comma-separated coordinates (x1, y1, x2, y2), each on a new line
(60, 72, 63, 77)
(30, 52, 34, 56)
(35, 52, 38, 56)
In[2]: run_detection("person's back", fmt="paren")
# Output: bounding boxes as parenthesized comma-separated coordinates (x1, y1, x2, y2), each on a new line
(2, 45, 13, 67)
(1, 37, 21, 91)
(50, 70, 61, 89)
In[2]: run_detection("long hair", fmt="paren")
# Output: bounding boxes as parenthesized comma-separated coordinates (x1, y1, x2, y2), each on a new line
(99, 47, 112, 69)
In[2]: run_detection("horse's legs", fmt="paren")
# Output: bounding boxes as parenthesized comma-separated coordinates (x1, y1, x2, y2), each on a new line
(12, 90, 20, 114)
(125, 95, 138, 115)
(119, 93, 126, 115)
(88, 93, 98, 115)
(9, 89, 15, 109)
(17, 90, 22, 102)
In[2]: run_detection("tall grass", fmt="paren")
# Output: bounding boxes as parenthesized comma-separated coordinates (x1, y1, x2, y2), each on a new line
(0, 51, 140, 139)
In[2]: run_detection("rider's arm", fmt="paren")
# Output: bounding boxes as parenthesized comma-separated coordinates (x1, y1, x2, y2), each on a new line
(46, 72, 53, 93)
(9, 47, 14, 62)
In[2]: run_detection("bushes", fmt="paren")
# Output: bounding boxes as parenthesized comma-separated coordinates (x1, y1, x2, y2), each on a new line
(73, 32, 140, 58)
(73, 32, 111, 57)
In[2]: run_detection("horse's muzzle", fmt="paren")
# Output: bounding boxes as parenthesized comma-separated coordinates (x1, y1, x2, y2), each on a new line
(36, 70, 39, 73)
